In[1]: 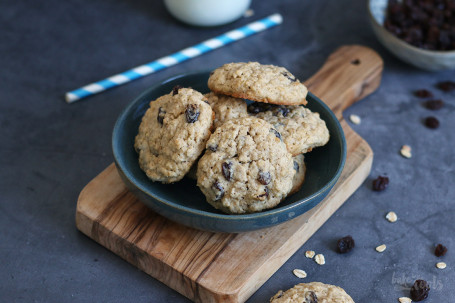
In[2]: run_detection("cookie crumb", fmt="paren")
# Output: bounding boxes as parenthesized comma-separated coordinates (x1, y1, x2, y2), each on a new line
(398, 297, 412, 303)
(424, 116, 440, 129)
(436, 262, 447, 269)
(349, 114, 361, 125)
(314, 254, 325, 265)
(243, 9, 254, 17)
(400, 145, 412, 159)
(337, 235, 355, 254)
(305, 250, 315, 259)
(376, 244, 387, 253)
(292, 269, 307, 278)
(386, 211, 398, 223)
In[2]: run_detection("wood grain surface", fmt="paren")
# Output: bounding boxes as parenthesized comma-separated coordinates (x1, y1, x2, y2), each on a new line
(76, 45, 383, 303)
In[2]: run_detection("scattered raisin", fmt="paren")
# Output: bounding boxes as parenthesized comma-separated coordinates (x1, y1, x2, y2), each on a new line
(270, 128, 282, 140)
(185, 104, 200, 123)
(282, 72, 296, 82)
(410, 279, 430, 301)
(258, 171, 271, 185)
(372, 176, 389, 191)
(424, 99, 444, 110)
(435, 244, 448, 257)
(414, 89, 433, 98)
(222, 162, 233, 181)
(172, 85, 183, 95)
(208, 144, 218, 152)
(212, 181, 224, 201)
(337, 235, 355, 254)
(437, 81, 455, 92)
(157, 107, 166, 125)
(294, 161, 300, 172)
(304, 291, 318, 303)
(424, 116, 440, 129)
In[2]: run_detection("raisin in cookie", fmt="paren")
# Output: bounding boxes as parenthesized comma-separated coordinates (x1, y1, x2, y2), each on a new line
(208, 62, 308, 106)
(204, 92, 248, 129)
(197, 117, 295, 214)
(270, 282, 355, 303)
(290, 154, 306, 195)
(135, 87, 213, 183)
(249, 102, 330, 156)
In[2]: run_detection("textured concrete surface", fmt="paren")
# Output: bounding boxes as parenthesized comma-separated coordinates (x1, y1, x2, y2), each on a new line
(1, 0, 455, 302)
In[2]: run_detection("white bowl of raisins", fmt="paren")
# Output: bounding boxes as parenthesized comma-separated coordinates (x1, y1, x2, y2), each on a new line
(368, 0, 455, 71)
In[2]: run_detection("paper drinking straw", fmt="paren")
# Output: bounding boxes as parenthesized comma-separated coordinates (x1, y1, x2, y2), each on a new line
(65, 13, 283, 103)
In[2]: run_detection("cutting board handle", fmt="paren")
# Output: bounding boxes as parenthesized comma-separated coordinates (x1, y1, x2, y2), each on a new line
(304, 45, 383, 119)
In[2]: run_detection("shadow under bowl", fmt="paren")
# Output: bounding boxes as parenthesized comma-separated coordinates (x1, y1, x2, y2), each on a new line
(368, 0, 455, 71)
(112, 71, 346, 233)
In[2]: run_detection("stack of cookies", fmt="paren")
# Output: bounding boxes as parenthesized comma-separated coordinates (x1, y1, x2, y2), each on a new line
(134, 62, 329, 214)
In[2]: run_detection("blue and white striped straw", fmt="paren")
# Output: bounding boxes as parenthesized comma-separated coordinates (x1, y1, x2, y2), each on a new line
(65, 13, 283, 103)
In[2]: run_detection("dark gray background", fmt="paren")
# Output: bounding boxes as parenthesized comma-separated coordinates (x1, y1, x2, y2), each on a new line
(1, 0, 454, 302)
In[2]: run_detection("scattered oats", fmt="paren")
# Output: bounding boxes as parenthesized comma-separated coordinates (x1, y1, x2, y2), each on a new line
(398, 297, 412, 303)
(293, 269, 307, 278)
(400, 145, 412, 158)
(436, 262, 447, 269)
(376, 244, 387, 253)
(349, 114, 361, 125)
(314, 254, 325, 265)
(243, 9, 254, 17)
(386, 211, 398, 223)
(305, 250, 315, 259)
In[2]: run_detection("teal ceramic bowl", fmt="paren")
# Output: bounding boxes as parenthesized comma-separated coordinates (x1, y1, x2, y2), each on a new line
(112, 71, 346, 233)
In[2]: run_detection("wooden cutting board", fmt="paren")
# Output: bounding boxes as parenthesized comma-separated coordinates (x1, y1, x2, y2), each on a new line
(76, 45, 383, 303)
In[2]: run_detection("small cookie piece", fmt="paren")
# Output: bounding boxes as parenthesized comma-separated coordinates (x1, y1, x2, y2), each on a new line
(197, 117, 295, 214)
(135, 87, 213, 183)
(204, 92, 248, 129)
(250, 103, 330, 156)
(208, 62, 308, 106)
(289, 154, 306, 195)
(270, 282, 355, 303)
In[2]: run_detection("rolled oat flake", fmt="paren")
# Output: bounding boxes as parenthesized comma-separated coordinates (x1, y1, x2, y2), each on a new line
(376, 244, 387, 253)
(314, 254, 325, 265)
(292, 269, 307, 278)
(436, 262, 447, 269)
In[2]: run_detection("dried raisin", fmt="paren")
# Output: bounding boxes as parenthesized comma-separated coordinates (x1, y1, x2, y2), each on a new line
(157, 107, 166, 125)
(172, 85, 182, 95)
(258, 171, 271, 185)
(424, 99, 444, 110)
(270, 128, 282, 140)
(410, 279, 430, 301)
(372, 176, 389, 191)
(437, 81, 455, 92)
(337, 235, 355, 254)
(305, 291, 318, 303)
(185, 104, 199, 123)
(208, 144, 218, 152)
(282, 72, 296, 82)
(414, 89, 433, 98)
(222, 162, 233, 181)
(435, 244, 448, 257)
(294, 161, 300, 172)
(212, 181, 224, 201)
